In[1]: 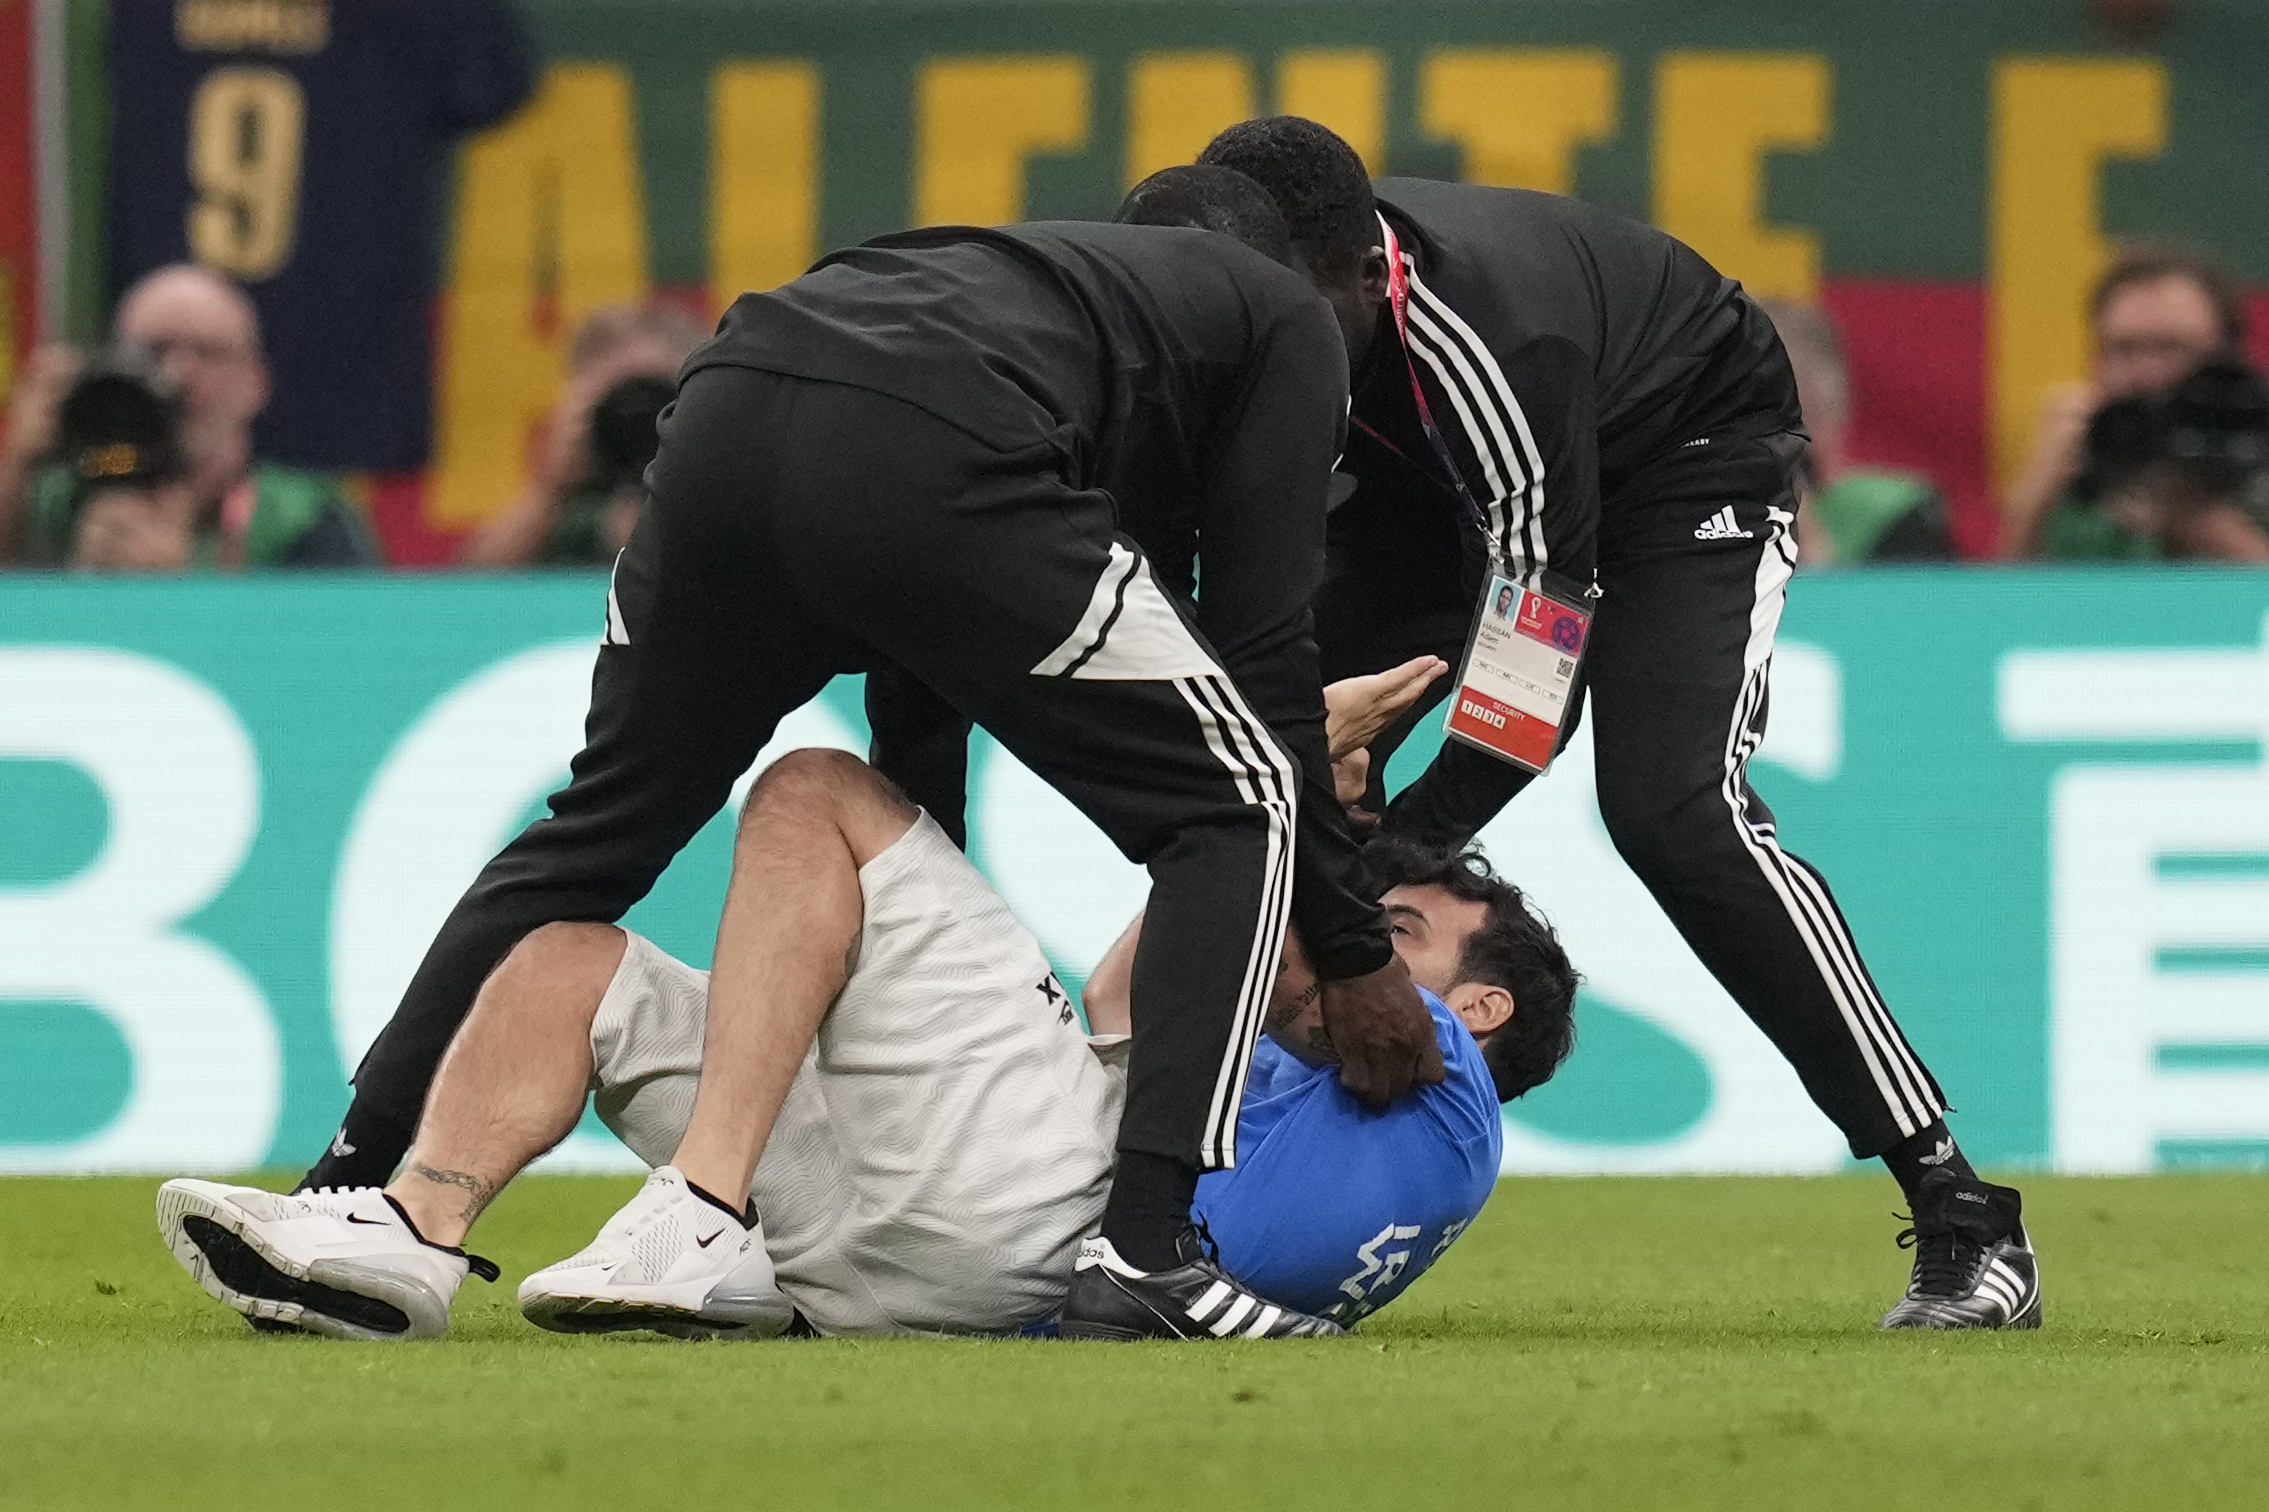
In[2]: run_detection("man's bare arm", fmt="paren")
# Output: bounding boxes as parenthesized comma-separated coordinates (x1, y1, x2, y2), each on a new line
(1262, 927, 1338, 1069)
(1082, 911, 1142, 1037)
(1086, 905, 1335, 1067)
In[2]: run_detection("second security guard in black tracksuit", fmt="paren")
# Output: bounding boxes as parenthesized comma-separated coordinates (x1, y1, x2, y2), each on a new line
(310, 199, 1442, 1340)
(1192, 119, 2039, 1331)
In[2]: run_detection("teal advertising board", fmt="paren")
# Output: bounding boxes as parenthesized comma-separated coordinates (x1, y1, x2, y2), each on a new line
(3, 569, 2266, 1174)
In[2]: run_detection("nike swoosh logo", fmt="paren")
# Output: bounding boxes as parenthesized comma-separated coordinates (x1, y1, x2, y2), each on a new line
(345, 1213, 387, 1226)
(696, 1229, 724, 1249)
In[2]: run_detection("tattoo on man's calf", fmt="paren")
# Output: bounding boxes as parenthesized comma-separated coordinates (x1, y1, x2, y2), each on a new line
(407, 1163, 498, 1222)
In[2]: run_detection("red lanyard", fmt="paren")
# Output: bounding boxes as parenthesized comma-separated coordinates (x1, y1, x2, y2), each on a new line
(1378, 217, 1493, 544)
(1381, 218, 1438, 434)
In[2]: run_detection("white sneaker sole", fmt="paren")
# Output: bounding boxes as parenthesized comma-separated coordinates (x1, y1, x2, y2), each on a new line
(155, 1180, 449, 1342)
(520, 1279, 789, 1341)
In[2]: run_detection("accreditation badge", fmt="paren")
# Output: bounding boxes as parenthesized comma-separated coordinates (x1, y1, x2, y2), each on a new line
(1443, 574, 1592, 773)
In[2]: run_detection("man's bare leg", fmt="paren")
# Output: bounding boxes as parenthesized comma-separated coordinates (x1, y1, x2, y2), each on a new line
(668, 748, 918, 1205)
(385, 922, 626, 1247)
(152, 921, 618, 1339)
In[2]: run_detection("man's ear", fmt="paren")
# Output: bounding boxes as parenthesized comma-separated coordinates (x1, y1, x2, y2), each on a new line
(1446, 981, 1514, 1038)
(1359, 246, 1391, 303)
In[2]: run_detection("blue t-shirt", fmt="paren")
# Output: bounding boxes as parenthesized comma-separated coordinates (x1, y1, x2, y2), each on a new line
(1194, 988, 1503, 1323)
(107, 0, 534, 470)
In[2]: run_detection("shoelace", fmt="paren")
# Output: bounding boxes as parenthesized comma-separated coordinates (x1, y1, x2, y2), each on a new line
(1894, 1214, 1985, 1297)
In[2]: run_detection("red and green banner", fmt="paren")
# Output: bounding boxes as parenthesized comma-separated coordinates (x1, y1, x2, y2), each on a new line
(54, 0, 2269, 559)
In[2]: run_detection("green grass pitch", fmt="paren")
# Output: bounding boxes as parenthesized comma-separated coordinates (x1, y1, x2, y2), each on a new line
(3, 1173, 2263, 1510)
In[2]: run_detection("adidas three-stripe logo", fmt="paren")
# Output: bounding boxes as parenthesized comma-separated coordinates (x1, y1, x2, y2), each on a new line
(1966, 1255, 2034, 1318)
(1184, 1279, 1288, 1338)
(1693, 506, 1754, 541)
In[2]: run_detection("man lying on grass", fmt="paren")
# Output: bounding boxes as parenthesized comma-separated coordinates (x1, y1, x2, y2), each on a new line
(157, 663, 1577, 1341)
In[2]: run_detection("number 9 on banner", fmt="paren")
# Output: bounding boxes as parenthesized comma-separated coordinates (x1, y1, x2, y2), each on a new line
(187, 66, 306, 281)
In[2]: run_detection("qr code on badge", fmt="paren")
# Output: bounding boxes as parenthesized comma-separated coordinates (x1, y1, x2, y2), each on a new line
(1557, 657, 1575, 677)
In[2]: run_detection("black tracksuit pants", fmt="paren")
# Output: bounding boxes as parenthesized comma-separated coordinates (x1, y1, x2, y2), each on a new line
(348, 367, 1304, 1174)
(1334, 431, 1948, 1158)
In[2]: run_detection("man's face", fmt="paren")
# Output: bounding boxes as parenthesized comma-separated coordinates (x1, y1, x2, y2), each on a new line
(114, 271, 268, 461)
(1383, 882, 1483, 993)
(2095, 274, 2225, 399)
(1383, 882, 1515, 1040)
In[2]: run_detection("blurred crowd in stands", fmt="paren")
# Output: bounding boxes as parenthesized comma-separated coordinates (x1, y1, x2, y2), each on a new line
(5, 244, 2268, 574)
(1778, 244, 2268, 565)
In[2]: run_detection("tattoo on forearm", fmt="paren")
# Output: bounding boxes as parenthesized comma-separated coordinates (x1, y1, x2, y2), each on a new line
(1303, 1021, 1338, 1064)
(407, 1163, 498, 1224)
(1266, 979, 1321, 1036)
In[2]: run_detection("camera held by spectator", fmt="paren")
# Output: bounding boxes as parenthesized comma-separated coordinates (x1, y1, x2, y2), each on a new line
(585, 373, 677, 502)
(0, 264, 377, 571)
(49, 342, 201, 572)
(2073, 356, 2269, 560)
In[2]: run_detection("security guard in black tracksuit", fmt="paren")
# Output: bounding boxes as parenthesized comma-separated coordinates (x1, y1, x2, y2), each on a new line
(871, 129, 2042, 1331)
(1195, 118, 2040, 1331)
(307, 178, 1443, 1341)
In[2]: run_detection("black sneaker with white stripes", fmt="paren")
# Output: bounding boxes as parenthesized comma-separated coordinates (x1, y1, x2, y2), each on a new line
(1880, 1169, 2042, 1330)
(1059, 1233, 1344, 1341)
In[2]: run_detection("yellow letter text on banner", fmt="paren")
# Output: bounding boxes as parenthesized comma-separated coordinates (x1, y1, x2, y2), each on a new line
(1653, 52, 1829, 302)
(1277, 50, 1386, 174)
(1991, 58, 2167, 490)
(430, 65, 650, 530)
(712, 61, 821, 309)
(916, 57, 1089, 226)
(1125, 52, 1252, 188)
(1419, 49, 1617, 195)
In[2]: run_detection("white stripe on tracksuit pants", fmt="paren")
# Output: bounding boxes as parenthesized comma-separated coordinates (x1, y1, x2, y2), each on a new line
(1033, 542, 1299, 1169)
(1173, 673, 1295, 1167)
(1365, 264, 1946, 1155)
(1718, 513, 1943, 1135)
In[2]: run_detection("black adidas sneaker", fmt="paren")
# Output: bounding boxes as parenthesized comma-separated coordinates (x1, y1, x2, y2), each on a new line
(1880, 1168, 2043, 1330)
(1059, 1232, 1344, 1340)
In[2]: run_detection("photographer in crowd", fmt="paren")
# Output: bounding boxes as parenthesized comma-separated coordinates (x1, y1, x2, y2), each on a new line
(2001, 245, 2269, 561)
(0, 265, 376, 571)
(458, 303, 705, 568)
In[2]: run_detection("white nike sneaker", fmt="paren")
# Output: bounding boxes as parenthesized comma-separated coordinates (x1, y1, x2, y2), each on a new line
(519, 1166, 794, 1340)
(156, 1179, 497, 1341)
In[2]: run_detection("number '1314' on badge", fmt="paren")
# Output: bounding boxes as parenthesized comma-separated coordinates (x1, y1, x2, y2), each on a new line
(1444, 575, 1591, 774)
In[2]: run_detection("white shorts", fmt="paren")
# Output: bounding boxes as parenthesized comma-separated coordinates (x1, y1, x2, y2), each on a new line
(588, 813, 1127, 1336)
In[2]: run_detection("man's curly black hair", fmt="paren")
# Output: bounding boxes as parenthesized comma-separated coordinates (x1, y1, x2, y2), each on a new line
(1116, 164, 1293, 267)
(1198, 116, 1381, 276)
(1367, 837, 1581, 1102)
